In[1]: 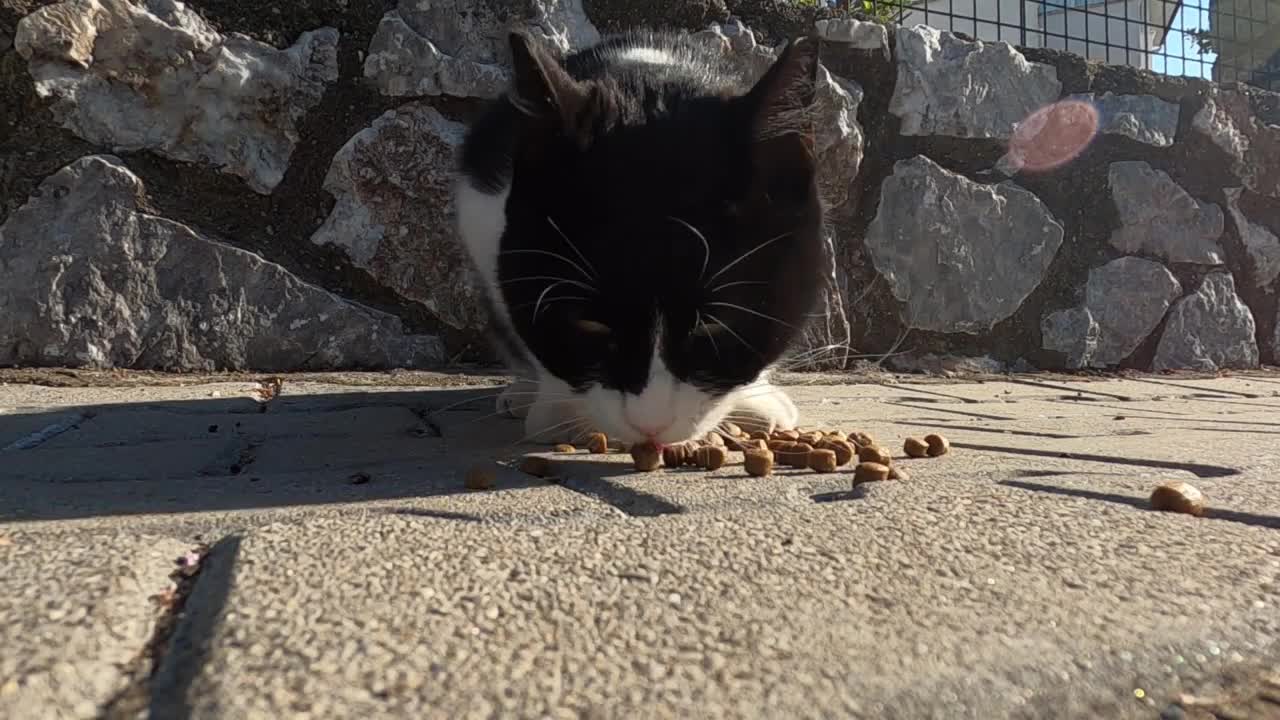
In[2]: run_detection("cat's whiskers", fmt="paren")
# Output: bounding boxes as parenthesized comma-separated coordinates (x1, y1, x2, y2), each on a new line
(667, 216, 711, 282)
(508, 414, 593, 449)
(694, 312, 721, 358)
(704, 232, 791, 287)
(703, 312, 761, 357)
(532, 280, 586, 322)
(499, 253, 598, 289)
(706, 301, 798, 331)
(546, 216, 600, 283)
(709, 280, 770, 295)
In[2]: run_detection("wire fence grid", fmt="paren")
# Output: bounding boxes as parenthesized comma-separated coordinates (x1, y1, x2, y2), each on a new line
(831, 0, 1278, 90)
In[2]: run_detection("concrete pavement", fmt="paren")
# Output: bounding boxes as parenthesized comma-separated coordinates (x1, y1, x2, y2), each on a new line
(1, 371, 1279, 719)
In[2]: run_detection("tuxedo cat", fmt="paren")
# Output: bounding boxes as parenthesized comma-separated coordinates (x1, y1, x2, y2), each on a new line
(454, 29, 826, 446)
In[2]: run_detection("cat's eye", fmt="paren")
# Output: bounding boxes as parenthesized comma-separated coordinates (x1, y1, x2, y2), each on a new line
(575, 319, 611, 335)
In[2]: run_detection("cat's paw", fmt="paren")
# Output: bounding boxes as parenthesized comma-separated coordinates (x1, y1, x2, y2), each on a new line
(524, 399, 587, 444)
(726, 384, 799, 435)
(496, 381, 538, 419)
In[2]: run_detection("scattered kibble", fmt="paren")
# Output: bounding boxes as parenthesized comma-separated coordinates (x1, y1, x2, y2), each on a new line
(704, 432, 725, 448)
(553, 443, 577, 453)
(826, 430, 847, 442)
(631, 443, 662, 471)
(925, 434, 950, 457)
(818, 438, 855, 466)
(853, 462, 891, 486)
(723, 422, 743, 437)
(798, 431, 824, 446)
(696, 444, 728, 470)
(903, 437, 930, 458)
(851, 432, 875, 448)
(465, 464, 496, 490)
(518, 455, 553, 478)
(857, 444, 893, 466)
(807, 448, 838, 473)
(1150, 481, 1206, 517)
(586, 432, 609, 454)
(749, 430, 770, 441)
(776, 429, 800, 442)
(888, 466, 909, 481)
(744, 448, 775, 476)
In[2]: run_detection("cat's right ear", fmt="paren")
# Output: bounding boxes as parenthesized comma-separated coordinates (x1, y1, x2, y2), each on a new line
(507, 31, 589, 131)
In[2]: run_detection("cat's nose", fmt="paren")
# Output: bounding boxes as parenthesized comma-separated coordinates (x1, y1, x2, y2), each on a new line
(627, 419, 672, 440)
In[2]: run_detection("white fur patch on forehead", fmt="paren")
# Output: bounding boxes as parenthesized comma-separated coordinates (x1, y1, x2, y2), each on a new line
(612, 46, 680, 66)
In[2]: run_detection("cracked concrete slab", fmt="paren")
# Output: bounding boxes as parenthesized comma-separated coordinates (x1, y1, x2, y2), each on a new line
(0, 531, 193, 720)
(1, 373, 1279, 718)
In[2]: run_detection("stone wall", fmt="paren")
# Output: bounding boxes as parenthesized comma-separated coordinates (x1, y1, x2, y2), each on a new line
(1, 0, 1278, 373)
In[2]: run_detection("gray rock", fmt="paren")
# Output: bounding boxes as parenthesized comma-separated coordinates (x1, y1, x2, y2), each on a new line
(0, 156, 443, 371)
(1084, 257, 1182, 367)
(1193, 89, 1280, 199)
(814, 17, 890, 58)
(1224, 188, 1280, 290)
(890, 25, 1061, 139)
(1041, 307, 1099, 369)
(364, 0, 599, 98)
(311, 103, 482, 332)
(14, 0, 339, 194)
(1108, 161, 1225, 265)
(864, 155, 1064, 334)
(1153, 273, 1259, 371)
(1065, 92, 1180, 147)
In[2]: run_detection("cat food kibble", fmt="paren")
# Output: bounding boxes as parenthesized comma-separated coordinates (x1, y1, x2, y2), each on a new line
(1150, 481, 1206, 517)
(903, 437, 930, 458)
(851, 432, 875, 448)
(807, 448, 838, 473)
(630, 442, 662, 471)
(778, 442, 813, 468)
(704, 432, 725, 448)
(826, 430, 847, 442)
(696, 445, 728, 470)
(888, 466, 909, 481)
(517, 455, 553, 478)
(586, 432, 609, 454)
(799, 431, 824, 446)
(925, 434, 950, 457)
(775, 429, 800, 442)
(818, 438, 855, 466)
(857, 444, 893, 466)
(750, 430, 770, 441)
(465, 464, 496, 490)
(744, 448, 774, 476)
(553, 443, 577, 453)
(723, 422, 743, 437)
(853, 462, 891, 486)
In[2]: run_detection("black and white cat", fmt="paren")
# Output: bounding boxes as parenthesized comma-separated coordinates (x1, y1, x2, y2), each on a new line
(454, 29, 827, 446)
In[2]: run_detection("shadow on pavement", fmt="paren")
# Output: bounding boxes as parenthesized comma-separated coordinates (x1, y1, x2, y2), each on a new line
(1001, 480, 1280, 530)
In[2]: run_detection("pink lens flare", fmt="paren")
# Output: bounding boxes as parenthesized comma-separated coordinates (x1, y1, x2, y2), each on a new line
(1004, 99, 1100, 174)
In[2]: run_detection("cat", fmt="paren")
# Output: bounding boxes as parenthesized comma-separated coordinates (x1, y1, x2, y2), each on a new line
(453, 28, 827, 446)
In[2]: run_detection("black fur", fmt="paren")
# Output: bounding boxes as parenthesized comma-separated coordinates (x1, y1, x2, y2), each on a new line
(458, 30, 826, 396)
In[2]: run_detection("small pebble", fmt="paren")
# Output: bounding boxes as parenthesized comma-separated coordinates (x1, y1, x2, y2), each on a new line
(464, 465, 496, 490)
(744, 449, 774, 476)
(1150, 481, 1206, 517)
(631, 443, 662, 471)
(903, 437, 930, 458)
(924, 433, 951, 457)
(585, 432, 609, 454)
(853, 462, 891, 486)
(553, 443, 577, 453)
(807, 448, 838, 473)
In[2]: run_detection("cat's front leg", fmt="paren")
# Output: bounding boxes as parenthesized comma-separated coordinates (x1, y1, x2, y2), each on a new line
(726, 382, 799, 435)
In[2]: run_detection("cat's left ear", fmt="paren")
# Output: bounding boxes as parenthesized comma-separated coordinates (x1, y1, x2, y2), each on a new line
(507, 31, 590, 131)
(744, 35, 822, 158)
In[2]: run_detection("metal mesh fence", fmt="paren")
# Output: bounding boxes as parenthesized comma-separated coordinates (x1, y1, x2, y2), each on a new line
(833, 0, 1279, 90)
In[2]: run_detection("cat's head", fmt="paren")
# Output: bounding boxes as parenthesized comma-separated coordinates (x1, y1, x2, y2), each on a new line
(497, 31, 826, 444)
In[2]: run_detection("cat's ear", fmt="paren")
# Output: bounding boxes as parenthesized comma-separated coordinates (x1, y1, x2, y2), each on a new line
(745, 35, 822, 160)
(507, 31, 589, 131)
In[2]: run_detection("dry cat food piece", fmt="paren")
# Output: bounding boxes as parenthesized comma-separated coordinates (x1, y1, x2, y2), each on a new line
(631, 442, 662, 471)
(888, 466, 909, 481)
(722, 434, 747, 452)
(857, 445, 893, 466)
(517, 455, 554, 478)
(696, 445, 728, 470)
(704, 432, 725, 448)
(798, 431, 824, 446)
(826, 430, 847, 442)
(1149, 482, 1206, 517)
(744, 448, 774, 476)
(662, 443, 690, 468)
(723, 422, 743, 437)
(903, 437, 930, 459)
(818, 438, 855, 467)
(924, 434, 950, 457)
(553, 443, 577, 453)
(465, 464, 497, 490)
(850, 432, 875, 448)
(586, 432, 609, 454)
(773, 429, 800, 442)
(807, 448, 838, 473)
(749, 430, 770, 441)
(853, 462, 891, 486)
